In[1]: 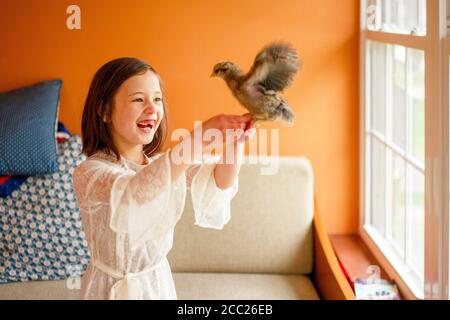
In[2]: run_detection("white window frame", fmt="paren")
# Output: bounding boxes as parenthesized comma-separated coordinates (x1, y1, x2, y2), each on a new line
(360, 0, 449, 299)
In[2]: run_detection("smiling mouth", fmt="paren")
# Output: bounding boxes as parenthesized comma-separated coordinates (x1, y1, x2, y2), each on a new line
(137, 120, 156, 130)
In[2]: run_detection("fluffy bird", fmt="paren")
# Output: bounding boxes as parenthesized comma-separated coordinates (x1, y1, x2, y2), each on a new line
(211, 42, 301, 127)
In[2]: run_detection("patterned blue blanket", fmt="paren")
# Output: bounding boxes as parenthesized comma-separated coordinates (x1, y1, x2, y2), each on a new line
(0, 134, 89, 283)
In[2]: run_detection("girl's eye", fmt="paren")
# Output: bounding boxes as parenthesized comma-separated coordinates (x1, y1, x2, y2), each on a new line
(133, 98, 144, 102)
(154, 97, 162, 102)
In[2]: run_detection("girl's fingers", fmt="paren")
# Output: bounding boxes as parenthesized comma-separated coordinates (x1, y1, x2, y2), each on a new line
(224, 119, 254, 135)
(243, 128, 256, 143)
(230, 114, 252, 123)
(203, 114, 255, 145)
(244, 127, 255, 136)
(245, 119, 254, 130)
(236, 127, 256, 143)
(225, 122, 247, 130)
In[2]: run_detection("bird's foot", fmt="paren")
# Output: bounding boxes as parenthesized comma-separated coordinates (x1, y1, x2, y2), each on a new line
(252, 120, 262, 128)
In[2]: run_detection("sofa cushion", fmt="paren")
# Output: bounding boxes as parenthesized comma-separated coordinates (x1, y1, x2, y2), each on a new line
(168, 157, 314, 275)
(0, 279, 79, 300)
(0, 273, 320, 300)
(173, 272, 319, 300)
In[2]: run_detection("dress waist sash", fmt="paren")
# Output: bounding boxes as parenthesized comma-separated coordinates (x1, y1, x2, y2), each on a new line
(91, 258, 166, 300)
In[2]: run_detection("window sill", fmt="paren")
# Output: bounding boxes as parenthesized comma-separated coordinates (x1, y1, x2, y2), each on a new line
(330, 234, 411, 300)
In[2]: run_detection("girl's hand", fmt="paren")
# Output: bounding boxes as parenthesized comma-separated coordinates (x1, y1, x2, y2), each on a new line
(197, 113, 253, 149)
(237, 117, 256, 144)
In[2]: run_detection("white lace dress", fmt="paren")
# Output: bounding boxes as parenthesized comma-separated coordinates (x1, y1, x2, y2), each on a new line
(72, 149, 238, 300)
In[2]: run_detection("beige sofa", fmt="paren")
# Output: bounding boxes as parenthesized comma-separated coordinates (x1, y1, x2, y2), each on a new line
(0, 156, 331, 300)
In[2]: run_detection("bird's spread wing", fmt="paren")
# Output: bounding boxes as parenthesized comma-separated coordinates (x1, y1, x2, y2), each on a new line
(243, 42, 301, 92)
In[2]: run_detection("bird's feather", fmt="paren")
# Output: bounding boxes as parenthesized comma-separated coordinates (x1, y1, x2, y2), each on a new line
(244, 42, 300, 92)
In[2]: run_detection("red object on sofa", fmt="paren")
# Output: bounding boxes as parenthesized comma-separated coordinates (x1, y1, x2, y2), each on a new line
(0, 176, 10, 184)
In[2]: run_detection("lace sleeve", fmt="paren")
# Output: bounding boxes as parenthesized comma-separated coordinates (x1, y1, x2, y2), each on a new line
(188, 161, 239, 229)
(186, 164, 201, 189)
(73, 151, 186, 247)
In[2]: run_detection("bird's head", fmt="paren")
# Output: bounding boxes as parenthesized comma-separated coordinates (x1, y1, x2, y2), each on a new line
(211, 61, 240, 79)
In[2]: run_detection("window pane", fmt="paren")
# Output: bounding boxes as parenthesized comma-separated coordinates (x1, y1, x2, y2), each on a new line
(365, 0, 426, 36)
(371, 137, 386, 235)
(391, 153, 406, 256)
(366, 0, 382, 31)
(409, 49, 425, 164)
(392, 45, 406, 150)
(368, 41, 386, 134)
(447, 0, 450, 37)
(407, 164, 424, 278)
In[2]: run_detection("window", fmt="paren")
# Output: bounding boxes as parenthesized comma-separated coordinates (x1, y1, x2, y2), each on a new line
(361, 0, 448, 299)
(366, 0, 426, 35)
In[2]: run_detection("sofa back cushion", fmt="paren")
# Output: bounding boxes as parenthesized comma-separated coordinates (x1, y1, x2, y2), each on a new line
(168, 156, 314, 275)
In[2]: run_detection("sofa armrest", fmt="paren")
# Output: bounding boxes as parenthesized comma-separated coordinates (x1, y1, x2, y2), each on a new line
(312, 195, 355, 300)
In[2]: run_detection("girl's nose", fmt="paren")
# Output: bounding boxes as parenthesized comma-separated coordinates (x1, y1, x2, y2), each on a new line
(144, 101, 157, 113)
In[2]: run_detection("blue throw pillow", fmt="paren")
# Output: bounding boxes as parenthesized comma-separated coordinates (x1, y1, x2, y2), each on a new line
(0, 80, 62, 175)
(0, 121, 71, 198)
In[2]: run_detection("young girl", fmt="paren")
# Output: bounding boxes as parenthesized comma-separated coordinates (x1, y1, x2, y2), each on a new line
(72, 57, 255, 300)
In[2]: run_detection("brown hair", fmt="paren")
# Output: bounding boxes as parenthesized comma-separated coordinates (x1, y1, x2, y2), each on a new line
(81, 57, 168, 160)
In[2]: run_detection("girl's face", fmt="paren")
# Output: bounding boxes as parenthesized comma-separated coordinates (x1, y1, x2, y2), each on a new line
(110, 70, 164, 151)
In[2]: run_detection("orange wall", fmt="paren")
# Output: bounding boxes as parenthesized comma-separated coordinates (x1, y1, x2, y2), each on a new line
(0, 0, 359, 234)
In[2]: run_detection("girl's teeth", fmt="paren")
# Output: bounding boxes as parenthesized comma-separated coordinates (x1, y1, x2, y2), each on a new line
(137, 122, 153, 129)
